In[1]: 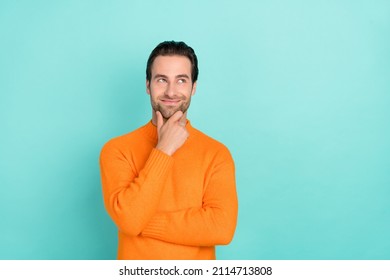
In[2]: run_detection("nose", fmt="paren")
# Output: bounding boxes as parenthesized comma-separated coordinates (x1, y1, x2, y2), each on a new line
(165, 82, 175, 97)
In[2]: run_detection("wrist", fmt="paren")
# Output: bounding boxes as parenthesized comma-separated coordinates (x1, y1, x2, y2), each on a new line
(156, 144, 174, 156)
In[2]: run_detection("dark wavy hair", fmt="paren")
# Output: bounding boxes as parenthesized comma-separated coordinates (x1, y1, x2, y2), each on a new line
(146, 41, 199, 83)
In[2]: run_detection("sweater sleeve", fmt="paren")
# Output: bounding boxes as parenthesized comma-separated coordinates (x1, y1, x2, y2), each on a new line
(141, 149, 238, 246)
(99, 142, 174, 237)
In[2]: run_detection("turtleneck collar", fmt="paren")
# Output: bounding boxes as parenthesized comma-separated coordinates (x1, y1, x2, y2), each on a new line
(142, 119, 195, 140)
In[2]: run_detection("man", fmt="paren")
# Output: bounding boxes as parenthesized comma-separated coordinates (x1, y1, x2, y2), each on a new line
(99, 41, 238, 259)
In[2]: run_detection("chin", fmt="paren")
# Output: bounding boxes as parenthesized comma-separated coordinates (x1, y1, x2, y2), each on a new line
(161, 110, 180, 119)
(153, 102, 189, 119)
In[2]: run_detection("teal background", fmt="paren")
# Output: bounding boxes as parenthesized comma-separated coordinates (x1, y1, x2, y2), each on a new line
(1, 0, 389, 259)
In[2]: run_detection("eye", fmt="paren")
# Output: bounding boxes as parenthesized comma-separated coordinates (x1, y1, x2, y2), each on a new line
(177, 79, 186, 84)
(157, 78, 166, 83)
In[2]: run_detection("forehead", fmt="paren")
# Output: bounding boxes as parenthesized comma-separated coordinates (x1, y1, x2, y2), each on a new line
(151, 55, 192, 77)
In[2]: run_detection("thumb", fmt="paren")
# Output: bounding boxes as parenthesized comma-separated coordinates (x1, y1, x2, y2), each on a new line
(156, 111, 163, 131)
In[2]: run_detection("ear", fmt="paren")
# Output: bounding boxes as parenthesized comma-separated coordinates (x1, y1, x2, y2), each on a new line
(146, 80, 151, 95)
(191, 81, 197, 96)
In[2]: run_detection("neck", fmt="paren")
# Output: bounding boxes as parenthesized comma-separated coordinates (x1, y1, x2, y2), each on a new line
(151, 110, 188, 126)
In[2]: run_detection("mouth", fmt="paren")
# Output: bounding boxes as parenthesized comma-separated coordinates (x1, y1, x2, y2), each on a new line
(160, 99, 181, 106)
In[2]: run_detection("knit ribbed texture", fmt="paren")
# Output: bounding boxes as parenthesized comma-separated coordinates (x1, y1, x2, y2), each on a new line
(100, 120, 238, 260)
(143, 148, 173, 179)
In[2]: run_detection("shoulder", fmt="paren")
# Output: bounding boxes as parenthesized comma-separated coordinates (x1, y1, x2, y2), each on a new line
(100, 123, 151, 156)
(190, 125, 234, 162)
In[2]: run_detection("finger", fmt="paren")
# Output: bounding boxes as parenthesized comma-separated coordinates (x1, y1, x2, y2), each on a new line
(156, 111, 163, 131)
(168, 110, 184, 123)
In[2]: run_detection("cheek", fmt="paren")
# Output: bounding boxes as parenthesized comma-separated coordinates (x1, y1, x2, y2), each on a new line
(178, 84, 193, 93)
(153, 83, 168, 93)
(148, 84, 160, 95)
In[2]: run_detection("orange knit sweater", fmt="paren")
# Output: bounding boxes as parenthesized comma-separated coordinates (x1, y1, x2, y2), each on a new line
(99, 120, 238, 259)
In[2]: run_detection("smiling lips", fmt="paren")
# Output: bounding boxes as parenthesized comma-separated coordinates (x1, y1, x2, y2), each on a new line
(160, 99, 181, 105)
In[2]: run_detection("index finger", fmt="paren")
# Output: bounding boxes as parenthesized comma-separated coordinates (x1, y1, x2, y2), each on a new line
(168, 110, 184, 123)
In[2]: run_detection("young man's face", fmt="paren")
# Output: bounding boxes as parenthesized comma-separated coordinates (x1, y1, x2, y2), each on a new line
(146, 55, 197, 119)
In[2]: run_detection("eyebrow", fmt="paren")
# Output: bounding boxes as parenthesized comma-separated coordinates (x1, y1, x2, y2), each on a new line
(176, 74, 190, 79)
(153, 74, 190, 79)
(153, 74, 168, 79)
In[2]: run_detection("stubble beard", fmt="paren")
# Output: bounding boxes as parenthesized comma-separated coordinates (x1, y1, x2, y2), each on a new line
(152, 97, 191, 119)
